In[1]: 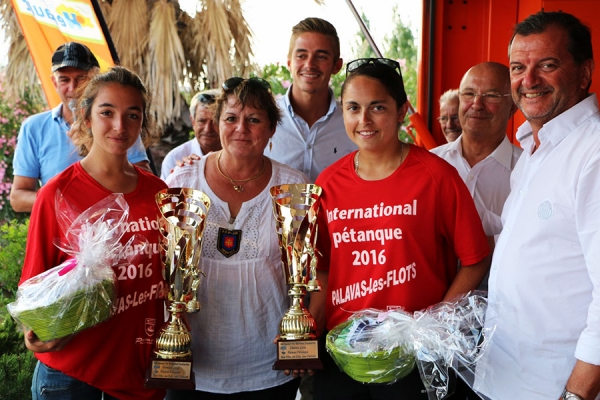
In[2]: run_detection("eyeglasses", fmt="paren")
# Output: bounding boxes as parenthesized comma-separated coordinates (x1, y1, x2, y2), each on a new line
(459, 92, 512, 104)
(222, 77, 271, 93)
(437, 114, 459, 124)
(346, 58, 401, 76)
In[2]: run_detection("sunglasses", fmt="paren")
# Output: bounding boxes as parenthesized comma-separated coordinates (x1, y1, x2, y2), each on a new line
(222, 77, 271, 93)
(346, 58, 401, 76)
(197, 93, 215, 104)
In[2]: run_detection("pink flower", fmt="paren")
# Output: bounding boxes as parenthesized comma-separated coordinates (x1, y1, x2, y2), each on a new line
(282, 80, 291, 89)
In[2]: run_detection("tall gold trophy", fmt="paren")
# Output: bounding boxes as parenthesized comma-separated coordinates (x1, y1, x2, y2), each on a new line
(270, 183, 323, 370)
(145, 188, 211, 389)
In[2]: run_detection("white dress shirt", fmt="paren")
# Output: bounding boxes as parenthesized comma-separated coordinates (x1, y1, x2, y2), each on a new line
(160, 138, 204, 180)
(431, 135, 522, 236)
(266, 86, 357, 182)
(475, 94, 600, 399)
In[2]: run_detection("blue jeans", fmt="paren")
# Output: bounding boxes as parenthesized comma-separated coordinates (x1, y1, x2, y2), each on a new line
(31, 361, 118, 400)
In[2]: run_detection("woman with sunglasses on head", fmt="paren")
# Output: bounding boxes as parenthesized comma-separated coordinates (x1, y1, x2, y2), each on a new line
(307, 59, 491, 399)
(19, 66, 167, 400)
(165, 77, 308, 400)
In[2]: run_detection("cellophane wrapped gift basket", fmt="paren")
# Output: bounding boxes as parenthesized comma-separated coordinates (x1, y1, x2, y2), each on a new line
(8, 193, 141, 341)
(326, 292, 494, 399)
(326, 308, 415, 384)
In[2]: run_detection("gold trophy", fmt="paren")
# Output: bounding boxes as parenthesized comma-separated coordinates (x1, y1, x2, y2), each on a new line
(145, 188, 211, 389)
(270, 183, 323, 370)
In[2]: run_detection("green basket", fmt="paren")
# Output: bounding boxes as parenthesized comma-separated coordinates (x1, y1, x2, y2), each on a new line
(326, 320, 416, 384)
(9, 279, 116, 342)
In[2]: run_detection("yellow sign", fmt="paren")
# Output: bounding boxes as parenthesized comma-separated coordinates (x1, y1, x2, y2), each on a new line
(10, 0, 114, 107)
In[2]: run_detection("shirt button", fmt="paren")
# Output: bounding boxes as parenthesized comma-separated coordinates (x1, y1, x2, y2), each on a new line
(519, 189, 525, 195)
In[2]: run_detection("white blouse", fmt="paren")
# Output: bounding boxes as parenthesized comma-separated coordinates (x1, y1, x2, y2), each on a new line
(166, 156, 309, 393)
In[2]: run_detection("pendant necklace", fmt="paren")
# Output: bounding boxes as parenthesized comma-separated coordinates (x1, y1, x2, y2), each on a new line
(354, 143, 406, 178)
(216, 151, 266, 192)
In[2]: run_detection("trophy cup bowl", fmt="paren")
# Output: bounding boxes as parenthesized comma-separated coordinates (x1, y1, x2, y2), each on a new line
(270, 183, 323, 370)
(145, 188, 210, 389)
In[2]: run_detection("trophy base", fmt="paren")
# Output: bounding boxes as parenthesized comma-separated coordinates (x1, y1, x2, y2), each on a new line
(144, 356, 196, 390)
(273, 338, 323, 370)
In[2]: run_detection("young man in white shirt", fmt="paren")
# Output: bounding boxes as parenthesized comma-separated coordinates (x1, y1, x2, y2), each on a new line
(266, 17, 357, 182)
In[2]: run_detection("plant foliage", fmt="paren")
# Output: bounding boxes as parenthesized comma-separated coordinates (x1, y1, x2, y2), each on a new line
(0, 74, 45, 225)
(0, 219, 34, 399)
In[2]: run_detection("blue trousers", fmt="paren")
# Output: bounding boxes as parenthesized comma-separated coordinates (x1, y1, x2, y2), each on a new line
(31, 361, 118, 400)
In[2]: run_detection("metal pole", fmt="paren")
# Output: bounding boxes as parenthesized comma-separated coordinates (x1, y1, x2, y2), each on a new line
(344, 0, 382, 58)
(90, 0, 120, 64)
(344, 0, 415, 114)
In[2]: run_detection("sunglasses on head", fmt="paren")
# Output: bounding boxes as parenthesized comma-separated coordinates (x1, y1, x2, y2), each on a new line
(197, 93, 215, 104)
(222, 77, 271, 93)
(346, 58, 401, 76)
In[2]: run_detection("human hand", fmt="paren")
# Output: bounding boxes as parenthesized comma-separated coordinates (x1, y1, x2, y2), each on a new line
(175, 154, 201, 168)
(24, 330, 74, 353)
(284, 367, 315, 378)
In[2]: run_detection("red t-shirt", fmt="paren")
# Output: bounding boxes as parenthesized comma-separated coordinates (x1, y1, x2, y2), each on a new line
(21, 162, 167, 400)
(315, 146, 489, 331)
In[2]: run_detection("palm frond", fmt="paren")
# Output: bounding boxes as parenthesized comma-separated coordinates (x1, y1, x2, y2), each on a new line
(225, 0, 253, 77)
(0, 1, 41, 104)
(178, 7, 206, 91)
(97, 0, 111, 22)
(107, 0, 148, 75)
(148, 0, 185, 126)
(200, 0, 234, 87)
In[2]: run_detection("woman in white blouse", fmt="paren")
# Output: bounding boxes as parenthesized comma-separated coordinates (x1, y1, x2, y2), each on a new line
(165, 77, 308, 400)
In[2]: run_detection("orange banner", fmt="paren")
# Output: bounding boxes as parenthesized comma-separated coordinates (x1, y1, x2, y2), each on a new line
(10, 0, 114, 107)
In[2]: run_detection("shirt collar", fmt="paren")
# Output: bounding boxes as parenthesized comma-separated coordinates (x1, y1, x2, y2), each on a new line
(516, 93, 598, 152)
(448, 134, 515, 170)
(489, 135, 517, 170)
(51, 103, 65, 122)
(283, 85, 338, 119)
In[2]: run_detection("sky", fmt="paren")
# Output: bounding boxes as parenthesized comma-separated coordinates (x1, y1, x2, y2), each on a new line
(0, 0, 422, 68)
(180, 0, 422, 66)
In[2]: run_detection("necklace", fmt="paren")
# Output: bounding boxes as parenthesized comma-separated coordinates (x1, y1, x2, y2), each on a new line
(216, 151, 266, 192)
(354, 142, 406, 178)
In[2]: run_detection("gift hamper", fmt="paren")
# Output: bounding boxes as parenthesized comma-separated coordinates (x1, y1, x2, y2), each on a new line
(326, 309, 416, 384)
(8, 193, 137, 341)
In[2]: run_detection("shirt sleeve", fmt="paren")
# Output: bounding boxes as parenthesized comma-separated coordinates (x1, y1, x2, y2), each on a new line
(574, 152, 600, 365)
(13, 118, 42, 179)
(20, 185, 65, 285)
(126, 136, 149, 164)
(160, 151, 176, 181)
(440, 168, 490, 266)
(315, 176, 332, 273)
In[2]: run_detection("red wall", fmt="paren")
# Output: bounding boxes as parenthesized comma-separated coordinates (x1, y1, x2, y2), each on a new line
(418, 0, 600, 146)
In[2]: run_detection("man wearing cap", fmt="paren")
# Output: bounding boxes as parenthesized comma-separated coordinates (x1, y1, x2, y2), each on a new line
(10, 42, 150, 212)
(160, 89, 221, 180)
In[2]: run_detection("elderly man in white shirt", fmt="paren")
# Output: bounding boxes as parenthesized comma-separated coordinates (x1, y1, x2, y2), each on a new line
(431, 62, 522, 240)
(475, 11, 600, 400)
(160, 89, 221, 180)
